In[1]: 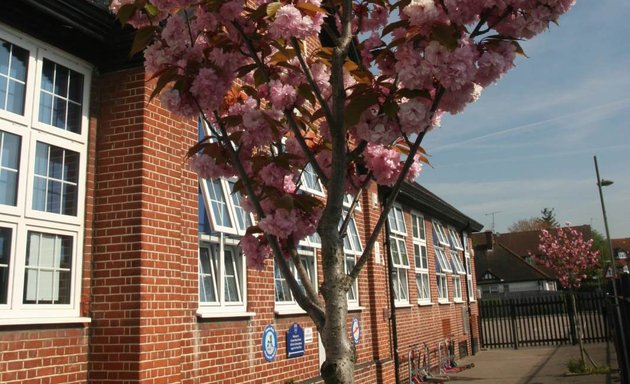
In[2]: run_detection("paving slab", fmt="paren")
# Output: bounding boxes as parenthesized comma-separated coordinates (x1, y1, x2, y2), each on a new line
(441, 342, 619, 384)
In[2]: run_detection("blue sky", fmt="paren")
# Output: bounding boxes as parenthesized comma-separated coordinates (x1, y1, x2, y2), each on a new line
(419, 0, 630, 238)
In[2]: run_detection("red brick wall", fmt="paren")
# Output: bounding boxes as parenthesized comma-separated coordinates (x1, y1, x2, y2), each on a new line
(0, 327, 88, 383)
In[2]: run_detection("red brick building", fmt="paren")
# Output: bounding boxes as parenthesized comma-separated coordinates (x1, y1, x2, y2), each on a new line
(0, 1, 483, 383)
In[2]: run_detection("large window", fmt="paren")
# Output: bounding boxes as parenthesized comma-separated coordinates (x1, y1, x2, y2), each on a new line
(435, 247, 450, 303)
(388, 206, 409, 305)
(197, 121, 252, 317)
(412, 212, 430, 304)
(342, 211, 362, 308)
(450, 250, 465, 302)
(274, 247, 317, 313)
(0, 27, 90, 323)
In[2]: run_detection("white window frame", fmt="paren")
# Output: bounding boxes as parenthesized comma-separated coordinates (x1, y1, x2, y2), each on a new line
(412, 212, 430, 304)
(435, 247, 450, 303)
(388, 206, 409, 305)
(342, 211, 362, 309)
(274, 246, 318, 315)
(300, 163, 325, 196)
(448, 227, 463, 251)
(197, 235, 251, 317)
(464, 233, 475, 302)
(432, 221, 449, 247)
(0, 26, 91, 324)
(451, 250, 465, 302)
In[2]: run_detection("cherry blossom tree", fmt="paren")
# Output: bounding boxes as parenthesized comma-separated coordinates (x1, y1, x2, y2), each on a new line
(112, 0, 577, 382)
(534, 226, 600, 367)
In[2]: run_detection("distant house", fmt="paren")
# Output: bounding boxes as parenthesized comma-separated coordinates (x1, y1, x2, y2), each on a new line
(611, 238, 630, 274)
(472, 232, 556, 296)
(473, 225, 600, 296)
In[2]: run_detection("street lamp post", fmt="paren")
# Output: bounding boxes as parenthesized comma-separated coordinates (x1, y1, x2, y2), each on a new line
(594, 155, 629, 383)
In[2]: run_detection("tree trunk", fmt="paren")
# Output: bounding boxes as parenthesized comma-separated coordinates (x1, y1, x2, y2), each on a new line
(319, 214, 355, 383)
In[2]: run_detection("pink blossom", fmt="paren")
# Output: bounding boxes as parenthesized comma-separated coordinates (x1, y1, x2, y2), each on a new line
(398, 98, 431, 135)
(268, 79, 298, 110)
(189, 153, 234, 179)
(259, 208, 299, 239)
(363, 144, 403, 186)
(269, 5, 323, 40)
(240, 234, 272, 271)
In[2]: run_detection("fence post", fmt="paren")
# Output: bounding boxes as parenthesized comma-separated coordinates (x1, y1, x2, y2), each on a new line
(510, 299, 519, 350)
(566, 291, 577, 345)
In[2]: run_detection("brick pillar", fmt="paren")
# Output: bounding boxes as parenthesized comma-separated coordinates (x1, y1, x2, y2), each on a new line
(90, 67, 198, 383)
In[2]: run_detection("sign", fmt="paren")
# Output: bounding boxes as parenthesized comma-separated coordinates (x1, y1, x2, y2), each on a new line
(604, 265, 614, 279)
(262, 325, 278, 362)
(304, 327, 313, 344)
(350, 318, 361, 345)
(286, 323, 305, 358)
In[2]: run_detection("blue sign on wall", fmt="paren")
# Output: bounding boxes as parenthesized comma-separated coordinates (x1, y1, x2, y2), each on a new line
(262, 325, 278, 362)
(286, 322, 305, 358)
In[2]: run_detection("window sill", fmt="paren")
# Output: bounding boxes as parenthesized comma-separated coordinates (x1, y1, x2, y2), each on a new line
(453, 299, 465, 304)
(348, 306, 365, 312)
(418, 302, 434, 307)
(394, 303, 412, 309)
(0, 317, 92, 326)
(196, 310, 256, 319)
(437, 300, 450, 305)
(275, 307, 307, 316)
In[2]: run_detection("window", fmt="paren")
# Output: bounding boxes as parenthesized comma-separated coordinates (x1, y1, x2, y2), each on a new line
(463, 233, 475, 301)
(197, 121, 253, 317)
(388, 206, 409, 304)
(342, 212, 362, 307)
(412, 213, 430, 304)
(0, 27, 90, 323)
(300, 163, 324, 195)
(435, 247, 450, 302)
(274, 247, 317, 313)
(451, 251, 465, 302)
(432, 221, 449, 247)
(448, 227, 463, 250)
(199, 242, 247, 314)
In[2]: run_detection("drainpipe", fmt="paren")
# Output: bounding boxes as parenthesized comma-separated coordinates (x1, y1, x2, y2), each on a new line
(385, 215, 401, 384)
(460, 223, 477, 355)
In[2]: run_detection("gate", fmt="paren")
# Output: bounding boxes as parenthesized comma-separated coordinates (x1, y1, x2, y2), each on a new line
(478, 291, 608, 349)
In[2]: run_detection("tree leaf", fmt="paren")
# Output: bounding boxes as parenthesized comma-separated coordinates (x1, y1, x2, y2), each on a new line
(295, 2, 326, 17)
(298, 83, 316, 105)
(144, 3, 159, 16)
(397, 88, 431, 100)
(130, 26, 157, 58)
(430, 24, 459, 50)
(267, 2, 283, 17)
(344, 92, 379, 128)
(149, 66, 180, 101)
(116, 3, 137, 26)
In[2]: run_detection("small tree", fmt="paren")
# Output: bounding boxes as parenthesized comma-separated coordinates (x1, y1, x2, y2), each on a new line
(111, 0, 577, 382)
(539, 207, 559, 229)
(508, 217, 544, 232)
(534, 226, 600, 368)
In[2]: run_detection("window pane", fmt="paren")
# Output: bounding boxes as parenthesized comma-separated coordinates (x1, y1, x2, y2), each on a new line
(0, 227, 11, 304)
(39, 59, 83, 134)
(274, 262, 292, 302)
(0, 130, 20, 206)
(24, 231, 73, 304)
(398, 269, 408, 300)
(224, 249, 241, 302)
(0, 39, 28, 115)
(33, 142, 79, 216)
(398, 239, 409, 266)
(206, 179, 232, 228)
(199, 247, 218, 303)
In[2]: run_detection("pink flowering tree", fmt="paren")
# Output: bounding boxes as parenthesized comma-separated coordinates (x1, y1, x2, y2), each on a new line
(534, 226, 600, 367)
(113, 0, 576, 382)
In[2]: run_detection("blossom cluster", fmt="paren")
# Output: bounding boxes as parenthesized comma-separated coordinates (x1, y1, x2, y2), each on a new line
(113, 0, 575, 268)
(534, 227, 600, 289)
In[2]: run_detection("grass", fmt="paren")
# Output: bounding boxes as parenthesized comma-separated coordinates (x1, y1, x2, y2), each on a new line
(566, 359, 611, 375)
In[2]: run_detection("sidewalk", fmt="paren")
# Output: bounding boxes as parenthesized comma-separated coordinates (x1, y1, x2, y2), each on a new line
(445, 342, 620, 384)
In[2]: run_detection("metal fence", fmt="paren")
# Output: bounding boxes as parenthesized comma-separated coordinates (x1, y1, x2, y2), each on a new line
(478, 291, 608, 349)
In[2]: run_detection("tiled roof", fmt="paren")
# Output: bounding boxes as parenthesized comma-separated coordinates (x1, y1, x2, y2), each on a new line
(474, 243, 554, 284)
